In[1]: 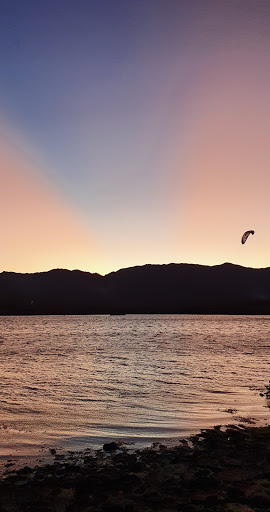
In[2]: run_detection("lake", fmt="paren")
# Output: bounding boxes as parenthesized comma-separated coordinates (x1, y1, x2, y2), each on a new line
(0, 314, 269, 462)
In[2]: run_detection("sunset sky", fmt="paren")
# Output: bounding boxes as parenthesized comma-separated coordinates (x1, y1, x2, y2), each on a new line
(0, 0, 270, 274)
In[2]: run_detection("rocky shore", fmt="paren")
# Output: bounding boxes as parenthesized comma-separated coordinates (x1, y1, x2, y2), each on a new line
(1, 424, 270, 511)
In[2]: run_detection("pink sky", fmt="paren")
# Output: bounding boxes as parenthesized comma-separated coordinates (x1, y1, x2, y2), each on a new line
(1, 1, 270, 274)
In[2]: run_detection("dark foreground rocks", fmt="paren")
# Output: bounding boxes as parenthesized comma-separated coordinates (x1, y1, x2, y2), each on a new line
(1, 425, 270, 511)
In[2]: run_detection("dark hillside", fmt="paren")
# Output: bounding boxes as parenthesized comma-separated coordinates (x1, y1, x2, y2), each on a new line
(106, 263, 270, 314)
(0, 263, 270, 314)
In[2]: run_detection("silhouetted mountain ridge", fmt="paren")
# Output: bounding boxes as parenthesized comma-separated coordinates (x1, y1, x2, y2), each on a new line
(0, 263, 270, 314)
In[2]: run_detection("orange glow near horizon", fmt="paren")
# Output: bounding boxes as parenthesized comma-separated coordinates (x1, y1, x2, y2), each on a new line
(0, 132, 102, 274)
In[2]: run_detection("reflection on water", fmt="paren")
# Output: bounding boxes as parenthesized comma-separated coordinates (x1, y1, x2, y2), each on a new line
(0, 314, 269, 456)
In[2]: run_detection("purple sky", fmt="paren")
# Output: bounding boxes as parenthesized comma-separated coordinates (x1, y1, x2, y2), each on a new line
(0, 1, 270, 273)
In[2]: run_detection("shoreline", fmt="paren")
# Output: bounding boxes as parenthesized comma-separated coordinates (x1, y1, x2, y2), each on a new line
(1, 422, 270, 511)
(1, 412, 268, 475)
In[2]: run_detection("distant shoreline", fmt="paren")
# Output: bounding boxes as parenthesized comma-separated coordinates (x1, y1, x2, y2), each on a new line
(0, 263, 270, 315)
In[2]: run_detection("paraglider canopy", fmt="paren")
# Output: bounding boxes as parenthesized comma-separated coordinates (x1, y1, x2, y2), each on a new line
(241, 230, 255, 244)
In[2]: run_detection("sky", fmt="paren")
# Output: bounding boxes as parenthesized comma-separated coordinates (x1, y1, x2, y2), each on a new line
(0, 0, 270, 274)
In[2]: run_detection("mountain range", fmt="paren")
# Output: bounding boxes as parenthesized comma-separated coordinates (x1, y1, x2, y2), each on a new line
(0, 262, 270, 315)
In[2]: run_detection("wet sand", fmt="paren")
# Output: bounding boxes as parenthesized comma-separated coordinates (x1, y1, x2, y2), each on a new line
(1, 423, 270, 511)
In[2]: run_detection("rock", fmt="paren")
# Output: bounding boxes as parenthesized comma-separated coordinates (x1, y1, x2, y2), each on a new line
(18, 466, 33, 475)
(103, 505, 124, 512)
(227, 486, 245, 501)
(14, 479, 29, 486)
(22, 503, 53, 512)
(103, 442, 118, 452)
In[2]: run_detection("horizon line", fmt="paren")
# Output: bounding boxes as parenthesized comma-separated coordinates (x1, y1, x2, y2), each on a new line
(1, 261, 269, 277)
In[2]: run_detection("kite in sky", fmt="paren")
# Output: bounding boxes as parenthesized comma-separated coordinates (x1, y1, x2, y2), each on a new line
(241, 230, 255, 244)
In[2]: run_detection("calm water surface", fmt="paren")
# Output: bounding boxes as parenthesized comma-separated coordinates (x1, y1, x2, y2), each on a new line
(0, 314, 269, 459)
